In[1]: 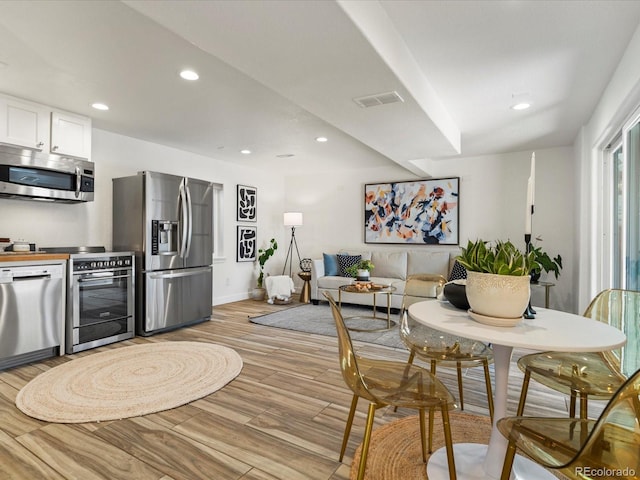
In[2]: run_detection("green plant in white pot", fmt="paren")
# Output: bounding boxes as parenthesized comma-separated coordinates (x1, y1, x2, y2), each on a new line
(456, 239, 539, 323)
(345, 259, 375, 281)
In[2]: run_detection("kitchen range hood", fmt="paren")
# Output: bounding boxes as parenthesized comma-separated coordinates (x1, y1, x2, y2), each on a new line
(0, 145, 94, 203)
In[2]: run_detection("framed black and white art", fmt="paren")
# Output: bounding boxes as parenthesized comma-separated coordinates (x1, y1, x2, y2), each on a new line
(237, 184, 257, 222)
(237, 226, 257, 262)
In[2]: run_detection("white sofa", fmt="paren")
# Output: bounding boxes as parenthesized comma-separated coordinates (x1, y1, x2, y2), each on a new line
(311, 249, 460, 309)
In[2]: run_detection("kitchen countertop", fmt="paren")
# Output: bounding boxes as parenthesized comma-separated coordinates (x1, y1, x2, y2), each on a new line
(0, 252, 70, 262)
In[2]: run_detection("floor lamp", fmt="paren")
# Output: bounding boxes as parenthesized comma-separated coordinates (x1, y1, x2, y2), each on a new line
(282, 212, 303, 277)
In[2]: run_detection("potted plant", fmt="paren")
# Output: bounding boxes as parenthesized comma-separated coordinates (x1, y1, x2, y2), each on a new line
(345, 259, 375, 281)
(529, 240, 562, 282)
(456, 239, 539, 321)
(252, 238, 278, 300)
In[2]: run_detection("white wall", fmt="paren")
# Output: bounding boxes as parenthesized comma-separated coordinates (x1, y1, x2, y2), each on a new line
(576, 23, 640, 312)
(1, 129, 287, 305)
(1, 128, 577, 311)
(285, 146, 575, 312)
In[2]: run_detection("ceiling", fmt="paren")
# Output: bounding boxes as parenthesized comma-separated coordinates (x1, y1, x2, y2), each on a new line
(1, 0, 639, 176)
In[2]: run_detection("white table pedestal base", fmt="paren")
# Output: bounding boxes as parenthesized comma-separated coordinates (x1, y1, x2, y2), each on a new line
(426, 443, 556, 480)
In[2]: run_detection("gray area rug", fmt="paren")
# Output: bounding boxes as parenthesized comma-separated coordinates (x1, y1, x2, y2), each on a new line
(249, 303, 406, 350)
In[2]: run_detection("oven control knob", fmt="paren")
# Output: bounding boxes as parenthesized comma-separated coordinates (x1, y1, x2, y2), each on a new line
(90, 262, 97, 268)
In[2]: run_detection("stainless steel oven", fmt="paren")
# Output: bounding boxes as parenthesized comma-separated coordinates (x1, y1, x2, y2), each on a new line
(60, 250, 135, 353)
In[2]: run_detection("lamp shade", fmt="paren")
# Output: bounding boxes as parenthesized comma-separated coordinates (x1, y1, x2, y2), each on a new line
(283, 212, 303, 227)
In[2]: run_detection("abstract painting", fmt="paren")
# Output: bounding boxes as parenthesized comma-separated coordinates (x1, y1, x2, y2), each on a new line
(364, 177, 459, 245)
(237, 226, 257, 262)
(237, 185, 257, 222)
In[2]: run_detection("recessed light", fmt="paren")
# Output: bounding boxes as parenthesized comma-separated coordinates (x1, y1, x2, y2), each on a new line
(180, 69, 199, 81)
(91, 103, 109, 111)
(315, 136, 328, 142)
(276, 153, 295, 158)
(510, 92, 532, 111)
(511, 102, 531, 111)
(240, 149, 251, 155)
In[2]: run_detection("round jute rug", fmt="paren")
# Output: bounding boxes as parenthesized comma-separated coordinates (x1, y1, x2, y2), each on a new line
(350, 412, 491, 480)
(16, 341, 243, 423)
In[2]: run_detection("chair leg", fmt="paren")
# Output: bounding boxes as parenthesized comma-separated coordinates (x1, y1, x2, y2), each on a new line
(356, 403, 377, 480)
(579, 393, 588, 420)
(483, 359, 494, 422)
(419, 408, 427, 463)
(456, 361, 464, 411)
(569, 390, 577, 418)
(429, 406, 435, 453)
(500, 442, 518, 480)
(340, 394, 359, 462)
(440, 405, 457, 480)
(516, 369, 531, 416)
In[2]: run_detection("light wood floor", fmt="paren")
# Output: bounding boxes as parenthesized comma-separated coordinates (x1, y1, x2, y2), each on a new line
(0, 299, 593, 480)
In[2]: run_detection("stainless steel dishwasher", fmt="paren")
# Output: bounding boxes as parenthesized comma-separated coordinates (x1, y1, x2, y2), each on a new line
(0, 263, 64, 370)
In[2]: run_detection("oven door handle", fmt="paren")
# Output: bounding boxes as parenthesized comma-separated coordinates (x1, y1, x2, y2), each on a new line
(77, 274, 131, 282)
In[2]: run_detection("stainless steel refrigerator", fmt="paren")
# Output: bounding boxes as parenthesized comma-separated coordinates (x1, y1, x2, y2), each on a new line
(112, 171, 213, 336)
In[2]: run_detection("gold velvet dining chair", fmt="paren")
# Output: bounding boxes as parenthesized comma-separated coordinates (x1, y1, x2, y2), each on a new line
(498, 367, 640, 480)
(399, 274, 495, 421)
(516, 289, 639, 419)
(323, 292, 458, 480)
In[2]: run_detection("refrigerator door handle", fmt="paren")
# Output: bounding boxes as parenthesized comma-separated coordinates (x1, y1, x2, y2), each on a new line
(178, 181, 189, 257)
(148, 266, 211, 280)
(184, 183, 193, 259)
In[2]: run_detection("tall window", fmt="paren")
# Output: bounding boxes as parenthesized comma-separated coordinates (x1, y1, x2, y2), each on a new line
(603, 110, 640, 375)
(610, 143, 624, 288)
(626, 119, 640, 291)
(606, 113, 640, 290)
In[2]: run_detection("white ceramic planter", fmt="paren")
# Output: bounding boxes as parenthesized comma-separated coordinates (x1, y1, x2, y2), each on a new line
(465, 271, 531, 319)
(356, 269, 370, 281)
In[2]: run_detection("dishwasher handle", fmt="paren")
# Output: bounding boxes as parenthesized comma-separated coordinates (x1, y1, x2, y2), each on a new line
(11, 273, 52, 282)
(0, 266, 63, 284)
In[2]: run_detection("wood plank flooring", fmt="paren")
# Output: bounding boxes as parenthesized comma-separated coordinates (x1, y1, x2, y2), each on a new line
(0, 299, 601, 479)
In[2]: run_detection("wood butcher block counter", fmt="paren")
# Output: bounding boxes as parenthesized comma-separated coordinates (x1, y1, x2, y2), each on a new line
(0, 252, 70, 262)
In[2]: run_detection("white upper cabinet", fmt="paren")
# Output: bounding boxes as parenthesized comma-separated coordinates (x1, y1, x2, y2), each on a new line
(0, 93, 92, 160)
(50, 111, 91, 160)
(0, 96, 50, 152)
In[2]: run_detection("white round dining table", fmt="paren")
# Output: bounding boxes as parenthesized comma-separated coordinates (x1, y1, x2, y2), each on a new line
(408, 300, 627, 480)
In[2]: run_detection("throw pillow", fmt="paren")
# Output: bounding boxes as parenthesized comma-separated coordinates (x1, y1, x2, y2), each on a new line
(337, 254, 362, 277)
(448, 260, 467, 281)
(323, 253, 339, 276)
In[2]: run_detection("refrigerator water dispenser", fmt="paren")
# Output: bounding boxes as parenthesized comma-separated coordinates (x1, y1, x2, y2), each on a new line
(152, 220, 178, 255)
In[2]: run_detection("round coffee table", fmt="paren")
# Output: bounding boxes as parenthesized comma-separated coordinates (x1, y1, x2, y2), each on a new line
(337, 283, 397, 332)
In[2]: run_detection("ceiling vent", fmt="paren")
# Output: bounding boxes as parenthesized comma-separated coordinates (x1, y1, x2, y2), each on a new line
(353, 91, 404, 108)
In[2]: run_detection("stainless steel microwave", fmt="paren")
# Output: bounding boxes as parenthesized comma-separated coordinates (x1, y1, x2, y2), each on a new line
(0, 145, 94, 203)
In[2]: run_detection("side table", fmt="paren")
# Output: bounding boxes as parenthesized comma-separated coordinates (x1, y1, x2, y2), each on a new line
(531, 281, 555, 308)
(298, 271, 311, 303)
